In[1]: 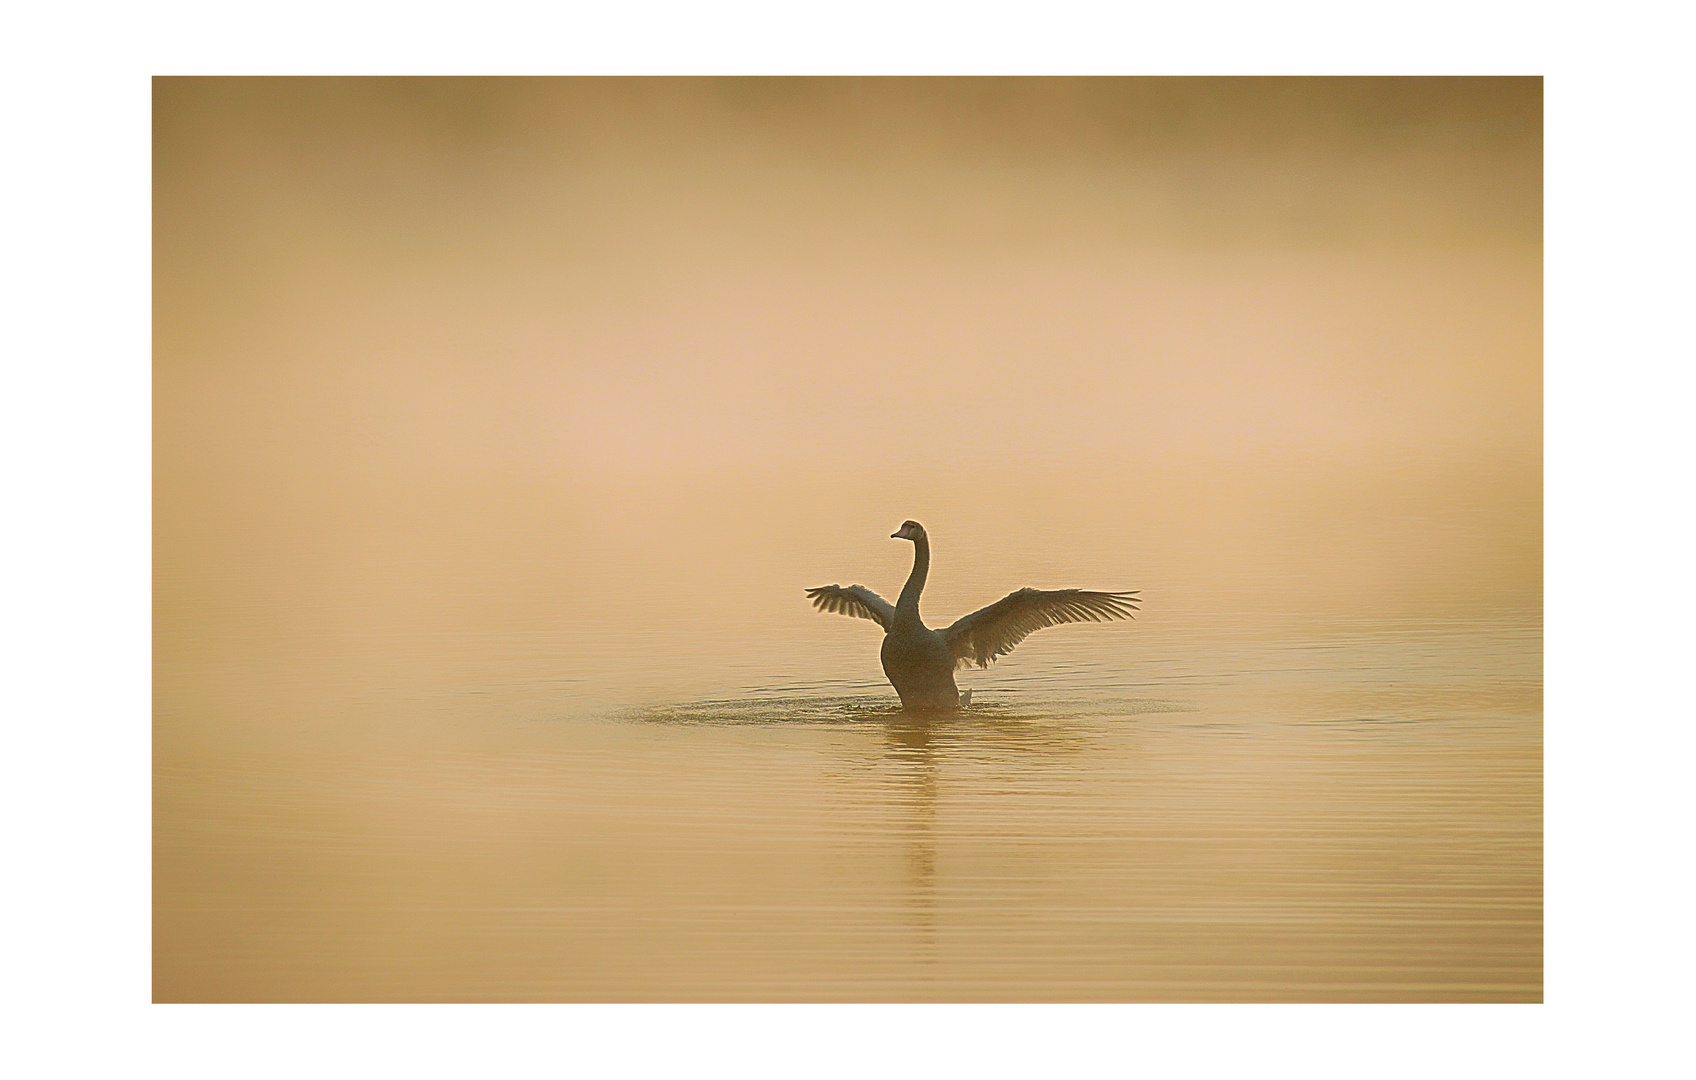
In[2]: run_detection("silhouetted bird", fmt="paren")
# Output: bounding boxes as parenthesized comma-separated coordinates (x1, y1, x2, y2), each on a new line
(807, 521, 1139, 710)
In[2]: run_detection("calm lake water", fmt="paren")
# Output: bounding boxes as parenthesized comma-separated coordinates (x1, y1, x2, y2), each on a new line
(154, 464, 1540, 1002)
(154, 78, 1541, 1002)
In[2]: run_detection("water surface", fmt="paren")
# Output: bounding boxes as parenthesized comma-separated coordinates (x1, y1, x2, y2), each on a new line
(155, 520, 1540, 1001)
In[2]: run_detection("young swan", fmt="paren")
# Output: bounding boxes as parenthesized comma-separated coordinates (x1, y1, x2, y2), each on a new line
(807, 521, 1140, 711)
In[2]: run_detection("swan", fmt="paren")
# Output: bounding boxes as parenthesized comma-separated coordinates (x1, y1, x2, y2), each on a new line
(806, 520, 1140, 710)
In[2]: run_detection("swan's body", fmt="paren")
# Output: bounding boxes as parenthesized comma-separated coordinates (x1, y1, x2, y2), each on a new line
(807, 521, 1140, 711)
(880, 616, 961, 711)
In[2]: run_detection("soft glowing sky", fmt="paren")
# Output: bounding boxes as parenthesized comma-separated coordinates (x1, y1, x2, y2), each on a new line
(156, 78, 1539, 476)
(156, 78, 1541, 644)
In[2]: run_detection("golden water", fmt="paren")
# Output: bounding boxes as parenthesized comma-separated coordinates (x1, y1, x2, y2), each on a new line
(154, 78, 1541, 1002)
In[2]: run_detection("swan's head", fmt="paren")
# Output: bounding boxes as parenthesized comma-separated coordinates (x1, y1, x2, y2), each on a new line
(891, 520, 925, 541)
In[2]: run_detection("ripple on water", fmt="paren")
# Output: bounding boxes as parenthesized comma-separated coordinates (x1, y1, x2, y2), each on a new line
(612, 691, 1200, 727)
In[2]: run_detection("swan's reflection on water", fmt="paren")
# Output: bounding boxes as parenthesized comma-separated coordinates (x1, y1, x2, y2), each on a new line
(883, 715, 938, 960)
(621, 691, 1184, 956)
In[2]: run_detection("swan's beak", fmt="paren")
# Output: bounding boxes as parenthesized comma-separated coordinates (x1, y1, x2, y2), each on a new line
(891, 530, 902, 538)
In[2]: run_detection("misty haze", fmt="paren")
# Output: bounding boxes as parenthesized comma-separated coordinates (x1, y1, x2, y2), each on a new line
(155, 77, 1541, 1002)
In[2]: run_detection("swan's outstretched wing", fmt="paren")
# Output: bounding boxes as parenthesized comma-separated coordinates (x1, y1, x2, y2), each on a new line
(805, 585, 895, 630)
(943, 588, 1139, 668)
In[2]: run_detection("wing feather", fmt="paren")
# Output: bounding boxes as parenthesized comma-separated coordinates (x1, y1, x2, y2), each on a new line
(943, 587, 1140, 668)
(805, 584, 895, 631)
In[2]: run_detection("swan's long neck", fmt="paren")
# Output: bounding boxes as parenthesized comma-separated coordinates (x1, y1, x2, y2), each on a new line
(896, 533, 930, 621)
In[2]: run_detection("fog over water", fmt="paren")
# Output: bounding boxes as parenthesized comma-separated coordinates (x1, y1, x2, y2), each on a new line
(155, 78, 1540, 1001)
